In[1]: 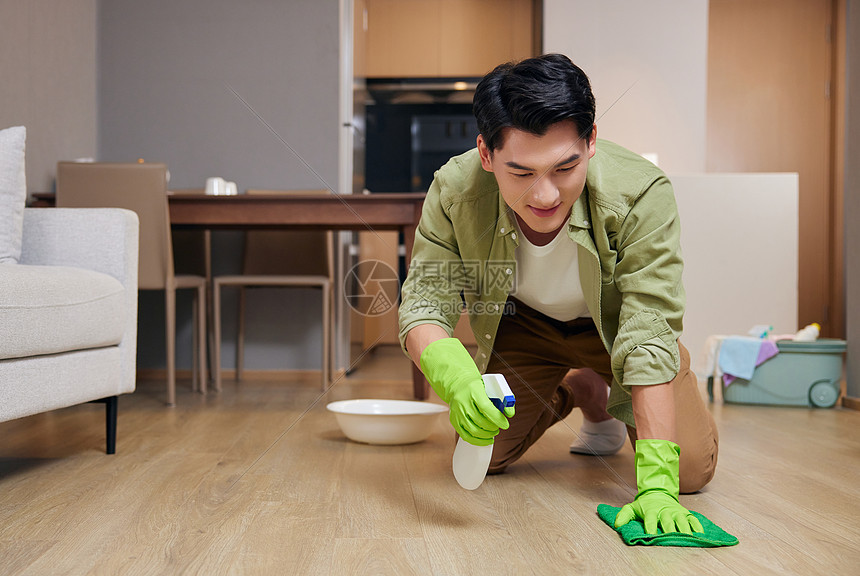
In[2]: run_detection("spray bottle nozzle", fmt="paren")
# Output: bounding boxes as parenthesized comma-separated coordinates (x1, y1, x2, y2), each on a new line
(483, 373, 515, 413)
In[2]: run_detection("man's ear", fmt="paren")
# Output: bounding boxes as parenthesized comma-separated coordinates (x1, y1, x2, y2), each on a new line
(477, 135, 494, 172)
(587, 124, 597, 159)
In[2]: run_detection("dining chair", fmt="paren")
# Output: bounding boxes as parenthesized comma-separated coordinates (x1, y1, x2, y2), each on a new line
(56, 162, 208, 405)
(168, 188, 214, 386)
(212, 189, 333, 391)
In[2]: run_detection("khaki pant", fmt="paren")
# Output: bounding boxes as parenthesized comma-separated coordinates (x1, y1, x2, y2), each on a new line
(486, 298, 719, 493)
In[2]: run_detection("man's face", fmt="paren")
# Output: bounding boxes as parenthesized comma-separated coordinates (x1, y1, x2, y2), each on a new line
(477, 120, 596, 239)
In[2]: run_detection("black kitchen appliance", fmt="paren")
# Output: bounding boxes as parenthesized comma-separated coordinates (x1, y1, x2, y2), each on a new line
(364, 79, 480, 193)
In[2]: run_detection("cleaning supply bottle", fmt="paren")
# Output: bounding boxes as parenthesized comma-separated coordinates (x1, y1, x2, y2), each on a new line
(794, 323, 821, 342)
(452, 374, 515, 490)
(747, 324, 773, 339)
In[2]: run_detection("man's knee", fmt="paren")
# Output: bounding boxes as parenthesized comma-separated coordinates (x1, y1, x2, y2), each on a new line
(487, 439, 524, 474)
(679, 438, 718, 494)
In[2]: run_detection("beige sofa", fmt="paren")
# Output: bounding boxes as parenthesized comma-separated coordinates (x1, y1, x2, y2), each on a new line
(0, 208, 139, 453)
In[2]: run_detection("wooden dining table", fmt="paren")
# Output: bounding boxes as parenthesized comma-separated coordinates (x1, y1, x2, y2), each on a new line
(167, 191, 430, 400)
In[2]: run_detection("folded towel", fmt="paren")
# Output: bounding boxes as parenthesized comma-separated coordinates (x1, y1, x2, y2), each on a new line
(597, 504, 739, 548)
(723, 339, 779, 386)
(718, 336, 764, 380)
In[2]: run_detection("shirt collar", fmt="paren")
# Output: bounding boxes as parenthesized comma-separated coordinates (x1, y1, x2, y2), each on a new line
(568, 187, 592, 230)
(496, 190, 518, 237)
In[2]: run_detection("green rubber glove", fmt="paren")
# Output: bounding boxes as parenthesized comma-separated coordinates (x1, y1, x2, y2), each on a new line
(615, 439, 704, 535)
(419, 338, 512, 446)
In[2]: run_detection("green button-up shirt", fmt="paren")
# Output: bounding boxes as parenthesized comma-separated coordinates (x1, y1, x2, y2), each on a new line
(398, 139, 684, 426)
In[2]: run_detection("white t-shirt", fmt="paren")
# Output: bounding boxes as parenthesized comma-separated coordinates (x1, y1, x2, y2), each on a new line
(513, 220, 590, 322)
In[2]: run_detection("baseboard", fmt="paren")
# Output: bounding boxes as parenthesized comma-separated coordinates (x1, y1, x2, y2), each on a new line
(842, 396, 860, 411)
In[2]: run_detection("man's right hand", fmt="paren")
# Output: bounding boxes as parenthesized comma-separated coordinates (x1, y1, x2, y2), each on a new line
(419, 338, 511, 446)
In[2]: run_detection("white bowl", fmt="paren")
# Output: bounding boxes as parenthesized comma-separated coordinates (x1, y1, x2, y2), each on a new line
(326, 399, 448, 445)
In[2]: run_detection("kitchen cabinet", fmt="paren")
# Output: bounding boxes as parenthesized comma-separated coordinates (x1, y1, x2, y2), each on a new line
(362, 0, 536, 77)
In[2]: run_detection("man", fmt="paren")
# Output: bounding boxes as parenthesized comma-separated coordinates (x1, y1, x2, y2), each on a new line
(398, 54, 719, 535)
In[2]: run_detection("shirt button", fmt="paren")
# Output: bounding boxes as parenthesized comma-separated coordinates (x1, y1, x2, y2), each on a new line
(484, 334, 492, 339)
(583, 220, 589, 226)
(493, 304, 499, 311)
(505, 268, 512, 275)
(500, 227, 506, 234)
(511, 232, 517, 241)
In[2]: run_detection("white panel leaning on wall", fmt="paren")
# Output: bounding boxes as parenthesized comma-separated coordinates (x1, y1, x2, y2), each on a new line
(670, 173, 799, 379)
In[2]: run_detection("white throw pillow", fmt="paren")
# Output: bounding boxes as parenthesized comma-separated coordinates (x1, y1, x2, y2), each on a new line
(0, 126, 27, 264)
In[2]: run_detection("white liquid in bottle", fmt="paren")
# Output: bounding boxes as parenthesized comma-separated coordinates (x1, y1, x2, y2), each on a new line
(451, 374, 514, 490)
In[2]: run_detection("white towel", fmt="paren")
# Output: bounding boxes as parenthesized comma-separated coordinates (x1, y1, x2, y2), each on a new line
(696, 334, 727, 381)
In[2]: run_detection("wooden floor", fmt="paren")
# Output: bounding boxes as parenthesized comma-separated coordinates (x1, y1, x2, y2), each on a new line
(2, 346, 859, 575)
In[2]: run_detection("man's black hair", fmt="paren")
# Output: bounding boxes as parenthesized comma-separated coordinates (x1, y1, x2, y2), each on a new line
(473, 53, 596, 153)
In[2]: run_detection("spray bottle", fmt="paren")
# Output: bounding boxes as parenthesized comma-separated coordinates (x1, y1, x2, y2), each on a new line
(452, 373, 515, 490)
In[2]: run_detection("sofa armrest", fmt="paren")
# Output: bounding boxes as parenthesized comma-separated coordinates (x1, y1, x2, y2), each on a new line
(20, 208, 138, 283)
(20, 207, 140, 393)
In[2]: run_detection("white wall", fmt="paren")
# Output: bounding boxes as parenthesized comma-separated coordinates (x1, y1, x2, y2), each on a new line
(0, 0, 97, 193)
(672, 173, 799, 375)
(543, 0, 708, 173)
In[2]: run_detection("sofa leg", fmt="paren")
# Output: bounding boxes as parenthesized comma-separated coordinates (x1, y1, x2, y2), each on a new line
(105, 396, 118, 454)
(90, 396, 119, 454)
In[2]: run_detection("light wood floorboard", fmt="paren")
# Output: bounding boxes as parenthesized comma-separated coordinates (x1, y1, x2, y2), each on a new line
(1, 346, 859, 575)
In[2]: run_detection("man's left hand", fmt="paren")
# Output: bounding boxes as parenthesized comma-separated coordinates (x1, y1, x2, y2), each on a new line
(615, 487, 703, 535)
(615, 439, 704, 535)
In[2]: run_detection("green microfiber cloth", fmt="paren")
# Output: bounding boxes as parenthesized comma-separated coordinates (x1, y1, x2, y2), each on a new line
(597, 504, 739, 548)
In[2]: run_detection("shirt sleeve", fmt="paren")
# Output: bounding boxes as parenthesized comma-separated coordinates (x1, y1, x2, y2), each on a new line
(398, 176, 469, 355)
(610, 174, 684, 387)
